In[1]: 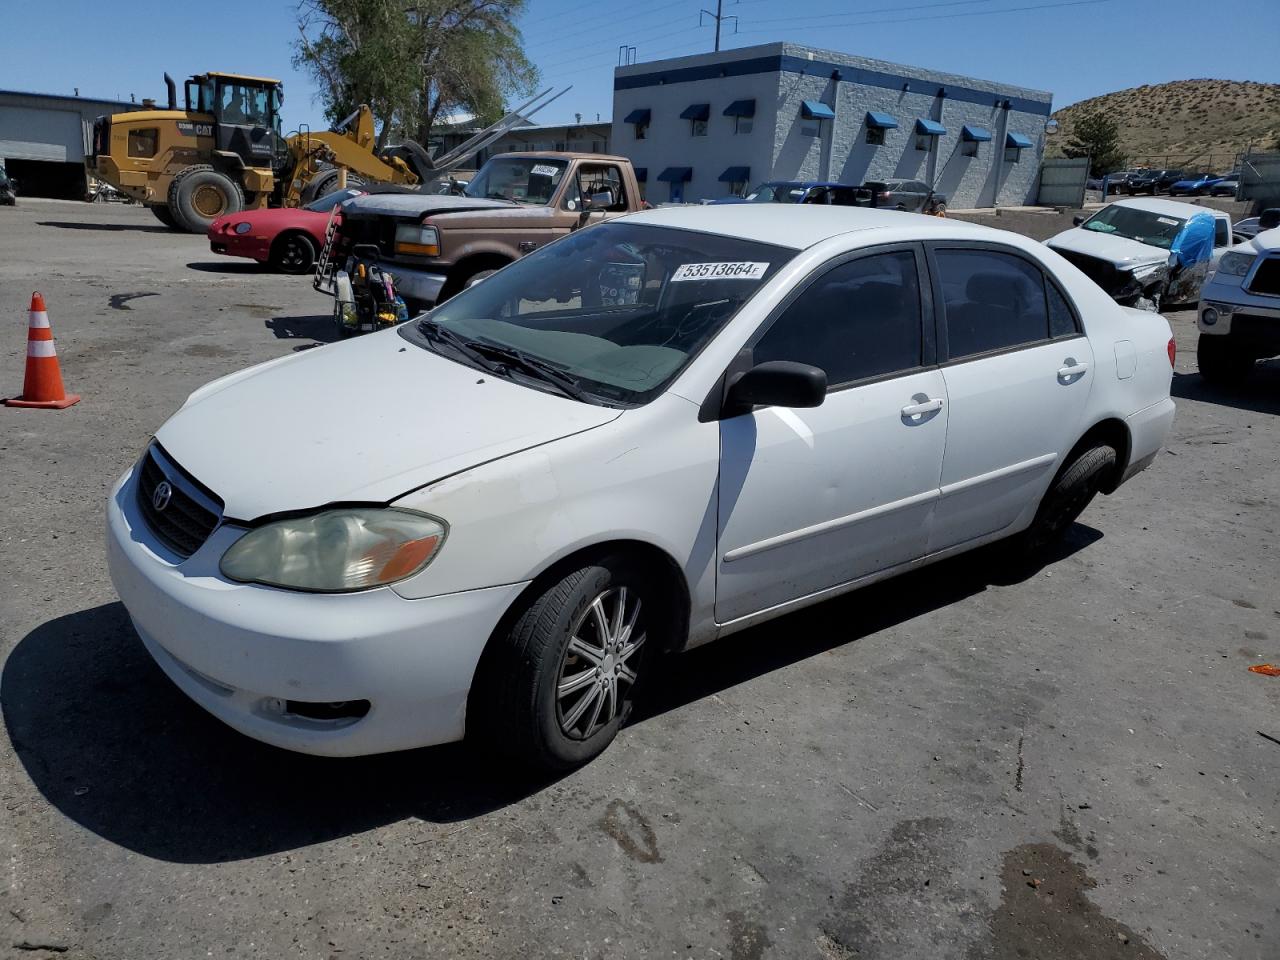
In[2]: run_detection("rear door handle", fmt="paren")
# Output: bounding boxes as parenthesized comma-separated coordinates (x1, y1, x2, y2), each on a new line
(901, 398, 944, 418)
(1058, 361, 1088, 380)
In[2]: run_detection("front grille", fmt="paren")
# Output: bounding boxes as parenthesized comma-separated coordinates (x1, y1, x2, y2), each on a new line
(1246, 257, 1280, 297)
(1054, 249, 1126, 296)
(1227, 313, 1280, 348)
(135, 448, 222, 559)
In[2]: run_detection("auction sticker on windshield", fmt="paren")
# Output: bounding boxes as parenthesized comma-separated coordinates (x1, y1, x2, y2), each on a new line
(531, 164, 561, 177)
(671, 262, 770, 282)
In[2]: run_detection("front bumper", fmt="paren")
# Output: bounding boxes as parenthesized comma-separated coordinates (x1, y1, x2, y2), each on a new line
(368, 261, 447, 305)
(106, 465, 526, 756)
(208, 230, 271, 263)
(1198, 281, 1280, 354)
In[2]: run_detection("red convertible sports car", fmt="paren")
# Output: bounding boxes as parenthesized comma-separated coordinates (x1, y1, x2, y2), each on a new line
(207, 188, 365, 274)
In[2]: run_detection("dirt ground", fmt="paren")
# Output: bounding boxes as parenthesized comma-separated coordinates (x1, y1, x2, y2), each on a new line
(0, 198, 1277, 960)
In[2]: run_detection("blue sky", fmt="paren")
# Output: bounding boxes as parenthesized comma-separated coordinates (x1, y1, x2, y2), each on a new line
(2, 0, 1277, 131)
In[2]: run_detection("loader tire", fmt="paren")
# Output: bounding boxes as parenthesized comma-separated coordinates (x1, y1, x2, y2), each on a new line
(148, 204, 180, 230)
(300, 170, 365, 206)
(167, 165, 244, 233)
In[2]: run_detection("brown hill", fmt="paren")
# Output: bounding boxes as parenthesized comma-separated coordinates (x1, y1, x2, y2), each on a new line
(1050, 79, 1280, 169)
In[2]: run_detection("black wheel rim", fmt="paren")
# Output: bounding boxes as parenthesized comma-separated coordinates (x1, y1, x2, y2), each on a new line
(281, 238, 309, 270)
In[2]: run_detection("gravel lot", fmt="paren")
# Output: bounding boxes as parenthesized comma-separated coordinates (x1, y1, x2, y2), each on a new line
(1, 198, 1277, 960)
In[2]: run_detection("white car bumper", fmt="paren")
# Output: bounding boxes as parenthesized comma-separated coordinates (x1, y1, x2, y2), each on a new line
(106, 465, 525, 757)
(1121, 397, 1176, 484)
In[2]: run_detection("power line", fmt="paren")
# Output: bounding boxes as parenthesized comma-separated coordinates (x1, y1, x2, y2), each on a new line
(522, 0, 692, 51)
(747, 0, 1002, 26)
(733, 0, 1113, 34)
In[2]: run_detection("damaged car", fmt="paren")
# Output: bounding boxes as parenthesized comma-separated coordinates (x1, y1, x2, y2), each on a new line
(1046, 198, 1234, 308)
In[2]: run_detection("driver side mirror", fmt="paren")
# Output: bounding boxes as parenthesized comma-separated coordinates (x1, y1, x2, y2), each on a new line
(1072, 215, 1085, 226)
(581, 190, 613, 212)
(723, 361, 827, 417)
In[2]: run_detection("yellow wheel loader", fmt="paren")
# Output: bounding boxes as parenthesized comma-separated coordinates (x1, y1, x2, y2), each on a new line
(89, 72, 568, 234)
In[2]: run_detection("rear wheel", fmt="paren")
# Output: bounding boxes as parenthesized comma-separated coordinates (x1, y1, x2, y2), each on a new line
(168, 165, 244, 232)
(300, 170, 365, 206)
(149, 204, 180, 229)
(270, 232, 317, 274)
(471, 556, 655, 770)
(1197, 334, 1253, 386)
(1016, 444, 1116, 558)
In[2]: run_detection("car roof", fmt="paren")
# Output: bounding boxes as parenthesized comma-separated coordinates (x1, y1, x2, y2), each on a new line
(494, 151, 633, 164)
(1109, 197, 1228, 220)
(622, 204, 986, 250)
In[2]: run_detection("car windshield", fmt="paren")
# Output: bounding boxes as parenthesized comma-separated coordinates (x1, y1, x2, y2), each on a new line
(463, 157, 568, 204)
(743, 183, 805, 203)
(402, 221, 796, 405)
(304, 188, 363, 213)
(1081, 205, 1186, 249)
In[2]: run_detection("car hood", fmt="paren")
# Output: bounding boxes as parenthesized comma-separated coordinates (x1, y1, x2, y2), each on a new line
(208, 207, 326, 235)
(340, 193, 516, 218)
(155, 329, 622, 521)
(1046, 228, 1168, 268)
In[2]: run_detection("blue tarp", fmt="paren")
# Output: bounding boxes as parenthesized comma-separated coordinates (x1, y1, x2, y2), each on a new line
(1170, 212, 1216, 269)
(865, 111, 898, 129)
(801, 100, 835, 120)
(915, 118, 946, 136)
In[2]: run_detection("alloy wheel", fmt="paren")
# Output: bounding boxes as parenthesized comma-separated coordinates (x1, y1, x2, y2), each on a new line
(556, 586, 645, 740)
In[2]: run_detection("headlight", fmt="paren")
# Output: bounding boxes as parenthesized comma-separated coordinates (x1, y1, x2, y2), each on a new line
(234, 222, 252, 235)
(1129, 261, 1166, 281)
(394, 223, 439, 257)
(220, 507, 446, 592)
(1217, 250, 1255, 277)
(1201, 307, 1218, 326)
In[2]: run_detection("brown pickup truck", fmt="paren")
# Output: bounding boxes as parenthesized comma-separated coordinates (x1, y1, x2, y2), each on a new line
(322, 152, 647, 309)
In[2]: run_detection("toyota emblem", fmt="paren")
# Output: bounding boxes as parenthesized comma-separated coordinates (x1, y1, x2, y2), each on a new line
(152, 481, 173, 512)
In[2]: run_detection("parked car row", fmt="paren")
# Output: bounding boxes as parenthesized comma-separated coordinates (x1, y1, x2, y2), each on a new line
(1103, 169, 1239, 198)
(714, 178, 947, 214)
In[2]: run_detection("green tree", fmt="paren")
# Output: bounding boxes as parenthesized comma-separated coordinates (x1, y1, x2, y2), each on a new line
(295, 0, 538, 152)
(1061, 109, 1127, 177)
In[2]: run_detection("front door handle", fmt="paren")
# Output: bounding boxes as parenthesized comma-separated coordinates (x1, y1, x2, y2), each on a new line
(1058, 360, 1088, 381)
(901, 398, 944, 419)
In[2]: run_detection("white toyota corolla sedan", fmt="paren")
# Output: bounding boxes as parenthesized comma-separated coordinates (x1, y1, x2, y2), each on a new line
(107, 205, 1176, 769)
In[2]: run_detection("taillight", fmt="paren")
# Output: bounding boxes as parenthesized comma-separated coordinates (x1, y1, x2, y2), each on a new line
(1167, 337, 1176, 367)
(877, 191, 891, 201)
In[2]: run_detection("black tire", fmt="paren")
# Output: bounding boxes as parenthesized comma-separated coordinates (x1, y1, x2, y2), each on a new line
(1197, 334, 1252, 386)
(1017, 444, 1116, 558)
(463, 268, 497, 289)
(300, 170, 365, 206)
(270, 232, 316, 274)
(471, 555, 656, 771)
(149, 204, 180, 229)
(167, 165, 244, 233)
(439, 261, 509, 304)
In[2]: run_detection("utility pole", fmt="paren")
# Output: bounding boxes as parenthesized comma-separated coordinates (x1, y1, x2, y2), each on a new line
(700, 0, 738, 52)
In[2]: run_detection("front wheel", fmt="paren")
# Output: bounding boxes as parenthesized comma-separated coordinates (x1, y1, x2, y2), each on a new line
(471, 556, 655, 770)
(1016, 444, 1116, 558)
(1197, 334, 1252, 386)
(168, 166, 244, 232)
(270, 232, 316, 274)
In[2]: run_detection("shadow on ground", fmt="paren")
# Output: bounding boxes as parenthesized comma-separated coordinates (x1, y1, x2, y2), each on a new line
(185, 261, 267, 274)
(1, 526, 1098, 864)
(36, 220, 171, 234)
(264, 314, 339, 344)
(1172, 362, 1280, 416)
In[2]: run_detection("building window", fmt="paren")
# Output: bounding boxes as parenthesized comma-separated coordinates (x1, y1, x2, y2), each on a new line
(866, 127, 886, 146)
(734, 116, 752, 135)
(669, 182, 684, 203)
(691, 119, 708, 137)
(128, 128, 158, 158)
(1004, 146, 1021, 164)
(961, 139, 979, 158)
(801, 123, 820, 138)
(728, 180, 746, 195)
(635, 122, 647, 140)
(915, 134, 933, 151)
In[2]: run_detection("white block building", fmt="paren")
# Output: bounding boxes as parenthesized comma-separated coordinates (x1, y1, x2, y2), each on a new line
(611, 42, 1053, 208)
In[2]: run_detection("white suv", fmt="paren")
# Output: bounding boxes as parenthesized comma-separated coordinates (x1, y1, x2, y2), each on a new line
(1197, 227, 1280, 383)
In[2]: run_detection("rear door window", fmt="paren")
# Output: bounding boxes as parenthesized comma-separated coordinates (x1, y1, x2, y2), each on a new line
(933, 248, 1054, 359)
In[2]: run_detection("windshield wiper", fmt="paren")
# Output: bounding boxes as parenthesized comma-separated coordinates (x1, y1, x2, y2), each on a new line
(468, 340, 593, 402)
(418, 319, 503, 373)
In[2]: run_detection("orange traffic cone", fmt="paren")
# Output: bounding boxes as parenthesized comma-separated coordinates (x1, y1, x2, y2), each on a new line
(4, 292, 80, 409)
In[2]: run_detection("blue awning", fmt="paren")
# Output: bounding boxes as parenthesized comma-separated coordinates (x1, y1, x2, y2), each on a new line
(623, 108, 651, 125)
(865, 111, 898, 129)
(962, 125, 992, 142)
(1005, 131, 1033, 149)
(657, 166, 692, 182)
(723, 99, 756, 118)
(679, 103, 710, 121)
(914, 118, 946, 136)
(800, 100, 835, 120)
(634, 167, 647, 183)
(718, 166, 750, 183)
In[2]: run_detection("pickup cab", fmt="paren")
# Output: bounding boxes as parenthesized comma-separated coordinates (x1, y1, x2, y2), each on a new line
(321, 152, 647, 309)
